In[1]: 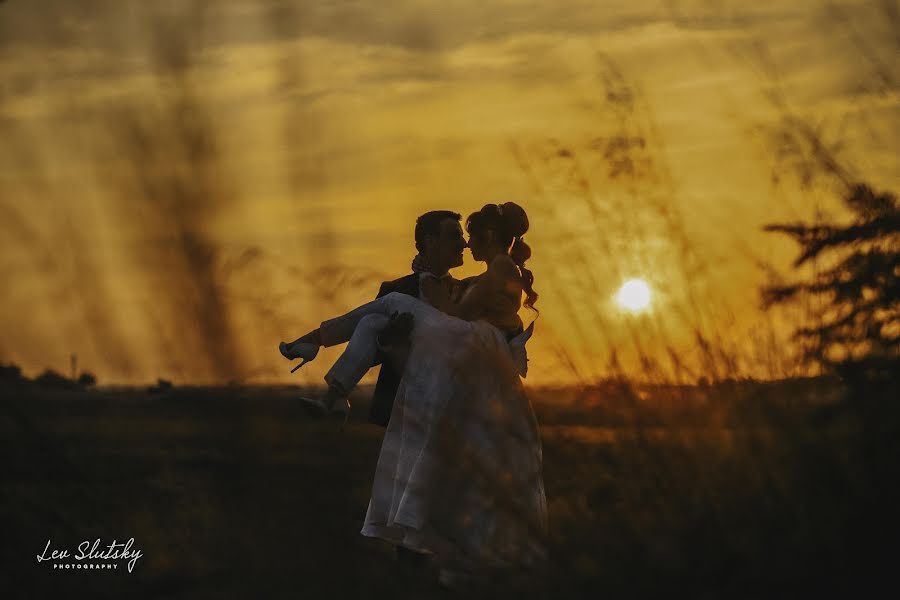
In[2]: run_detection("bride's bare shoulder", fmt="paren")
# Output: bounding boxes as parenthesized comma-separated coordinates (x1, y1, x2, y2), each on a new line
(489, 253, 519, 277)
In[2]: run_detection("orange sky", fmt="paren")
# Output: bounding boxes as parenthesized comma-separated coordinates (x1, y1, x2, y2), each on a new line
(1, 1, 897, 385)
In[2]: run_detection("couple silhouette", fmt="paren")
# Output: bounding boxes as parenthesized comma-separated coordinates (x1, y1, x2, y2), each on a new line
(279, 203, 546, 588)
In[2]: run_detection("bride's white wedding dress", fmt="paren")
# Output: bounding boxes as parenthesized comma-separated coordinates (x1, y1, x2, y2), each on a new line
(355, 295, 548, 575)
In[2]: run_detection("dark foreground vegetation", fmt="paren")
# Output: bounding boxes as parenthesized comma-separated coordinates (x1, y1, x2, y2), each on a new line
(2, 376, 897, 599)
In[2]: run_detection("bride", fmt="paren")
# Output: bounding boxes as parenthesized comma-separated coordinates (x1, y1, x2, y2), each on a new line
(280, 202, 548, 584)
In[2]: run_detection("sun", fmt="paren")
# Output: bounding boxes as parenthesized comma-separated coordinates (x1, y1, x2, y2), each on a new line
(615, 278, 652, 313)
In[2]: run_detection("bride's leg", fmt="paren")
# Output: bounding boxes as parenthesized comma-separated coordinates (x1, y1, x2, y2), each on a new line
(283, 292, 416, 357)
(318, 291, 438, 347)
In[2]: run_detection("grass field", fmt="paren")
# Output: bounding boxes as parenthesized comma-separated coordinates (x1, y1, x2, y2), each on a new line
(2, 379, 896, 599)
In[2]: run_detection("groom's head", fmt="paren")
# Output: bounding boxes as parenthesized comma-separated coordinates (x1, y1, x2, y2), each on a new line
(415, 210, 466, 274)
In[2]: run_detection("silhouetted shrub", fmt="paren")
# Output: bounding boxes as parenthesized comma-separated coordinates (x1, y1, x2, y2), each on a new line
(0, 363, 24, 384)
(33, 369, 78, 390)
(147, 378, 174, 393)
(763, 183, 900, 397)
(77, 372, 97, 388)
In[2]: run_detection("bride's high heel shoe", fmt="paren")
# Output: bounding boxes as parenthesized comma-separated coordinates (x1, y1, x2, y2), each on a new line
(279, 341, 319, 372)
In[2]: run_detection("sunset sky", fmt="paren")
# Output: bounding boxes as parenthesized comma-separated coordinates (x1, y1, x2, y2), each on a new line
(1, 1, 897, 385)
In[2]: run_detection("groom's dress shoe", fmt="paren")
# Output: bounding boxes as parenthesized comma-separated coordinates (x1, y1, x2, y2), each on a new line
(298, 393, 351, 431)
(298, 396, 328, 418)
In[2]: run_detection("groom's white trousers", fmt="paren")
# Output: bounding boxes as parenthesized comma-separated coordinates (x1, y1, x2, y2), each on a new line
(318, 292, 436, 397)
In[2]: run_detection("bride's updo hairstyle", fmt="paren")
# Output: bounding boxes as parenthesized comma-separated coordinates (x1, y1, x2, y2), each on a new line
(466, 202, 538, 310)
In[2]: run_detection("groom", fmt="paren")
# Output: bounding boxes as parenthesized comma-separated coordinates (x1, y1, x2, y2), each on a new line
(365, 210, 466, 568)
(367, 210, 467, 428)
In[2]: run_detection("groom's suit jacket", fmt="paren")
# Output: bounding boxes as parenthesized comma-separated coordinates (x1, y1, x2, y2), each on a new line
(367, 273, 421, 427)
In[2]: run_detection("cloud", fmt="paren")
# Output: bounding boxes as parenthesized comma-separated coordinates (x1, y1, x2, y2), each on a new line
(1, 0, 898, 384)
(0, 0, 780, 54)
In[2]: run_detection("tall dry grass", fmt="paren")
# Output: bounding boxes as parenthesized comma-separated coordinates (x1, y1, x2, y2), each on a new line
(509, 54, 807, 392)
(1, 2, 897, 597)
(0, 2, 397, 385)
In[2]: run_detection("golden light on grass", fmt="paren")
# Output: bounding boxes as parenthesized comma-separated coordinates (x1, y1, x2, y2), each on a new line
(615, 278, 652, 313)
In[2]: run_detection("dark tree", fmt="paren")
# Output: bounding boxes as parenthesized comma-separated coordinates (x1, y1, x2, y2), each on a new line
(762, 183, 899, 393)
